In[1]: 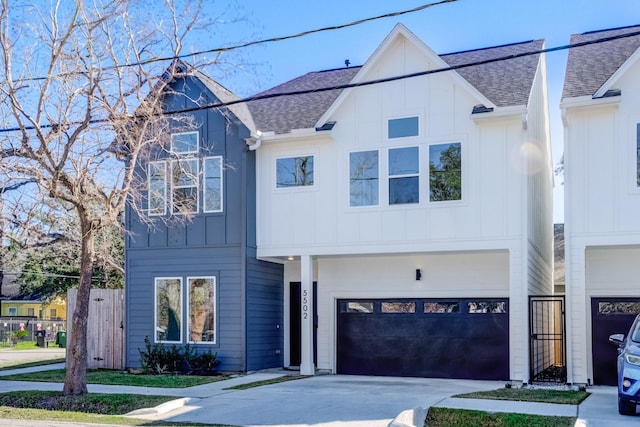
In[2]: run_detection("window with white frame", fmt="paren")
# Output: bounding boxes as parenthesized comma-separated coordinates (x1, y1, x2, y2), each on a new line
(188, 277, 216, 343)
(204, 157, 223, 212)
(7, 307, 16, 316)
(429, 142, 462, 202)
(389, 146, 419, 204)
(276, 156, 314, 188)
(388, 116, 419, 139)
(171, 159, 199, 214)
(350, 150, 379, 206)
(171, 131, 199, 154)
(155, 278, 182, 343)
(148, 161, 167, 216)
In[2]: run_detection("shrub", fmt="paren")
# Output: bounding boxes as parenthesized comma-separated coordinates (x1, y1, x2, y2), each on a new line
(138, 336, 220, 375)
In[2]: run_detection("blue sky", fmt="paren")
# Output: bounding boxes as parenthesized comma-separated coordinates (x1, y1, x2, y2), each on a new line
(200, 0, 640, 222)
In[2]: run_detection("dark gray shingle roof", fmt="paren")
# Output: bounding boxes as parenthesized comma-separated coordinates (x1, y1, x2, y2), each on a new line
(562, 25, 640, 99)
(441, 39, 544, 107)
(248, 39, 544, 134)
(248, 67, 361, 134)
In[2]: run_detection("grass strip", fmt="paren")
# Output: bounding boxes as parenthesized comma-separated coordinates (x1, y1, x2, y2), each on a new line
(425, 407, 576, 427)
(0, 358, 65, 371)
(0, 368, 229, 388)
(224, 375, 306, 390)
(453, 388, 590, 405)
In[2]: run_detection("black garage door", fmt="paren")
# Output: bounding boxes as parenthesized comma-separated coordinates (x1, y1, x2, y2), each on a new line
(336, 298, 509, 380)
(591, 298, 640, 385)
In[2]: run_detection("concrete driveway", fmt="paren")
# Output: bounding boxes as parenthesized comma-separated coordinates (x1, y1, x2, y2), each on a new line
(143, 375, 505, 427)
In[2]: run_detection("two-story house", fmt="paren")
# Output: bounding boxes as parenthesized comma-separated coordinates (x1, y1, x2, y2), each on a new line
(124, 61, 284, 372)
(248, 24, 553, 383)
(562, 25, 640, 386)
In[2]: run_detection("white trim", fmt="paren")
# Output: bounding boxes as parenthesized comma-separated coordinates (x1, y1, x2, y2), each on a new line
(148, 161, 167, 216)
(170, 131, 199, 154)
(203, 156, 224, 213)
(186, 276, 217, 345)
(154, 277, 183, 344)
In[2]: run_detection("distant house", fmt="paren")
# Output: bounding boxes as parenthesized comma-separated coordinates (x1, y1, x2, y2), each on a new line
(124, 61, 284, 372)
(248, 24, 553, 382)
(561, 25, 640, 386)
(0, 273, 66, 320)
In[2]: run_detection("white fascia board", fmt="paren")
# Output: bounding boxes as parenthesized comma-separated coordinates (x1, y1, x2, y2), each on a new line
(316, 23, 495, 128)
(260, 128, 331, 143)
(471, 105, 528, 124)
(593, 45, 640, 99)
(560, 95, 620, 124)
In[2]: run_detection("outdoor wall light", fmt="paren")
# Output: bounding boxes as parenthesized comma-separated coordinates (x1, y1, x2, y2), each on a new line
(415, 269, 422, 281)
(287, 256, 294, 261)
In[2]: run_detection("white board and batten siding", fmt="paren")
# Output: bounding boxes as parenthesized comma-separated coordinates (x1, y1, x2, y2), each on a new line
(67, 288, 124, 370)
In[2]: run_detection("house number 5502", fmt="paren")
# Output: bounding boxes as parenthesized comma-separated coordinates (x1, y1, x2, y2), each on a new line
(302, 289, 309, 320)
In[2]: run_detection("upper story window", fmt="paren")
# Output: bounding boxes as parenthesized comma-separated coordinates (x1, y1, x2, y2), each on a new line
(276, 156, 314, 188)
(147, 131, 224, 216)
(204, 157, 223, 213)
(171, 159, 199, 214)
(148, 161, 167, 216)
(389, 147, 419, 204)
(350, 150, 379, 206)
(429, 142, 462, 202)
(388, 116, 419, 139)
(171, 131, 199, 154)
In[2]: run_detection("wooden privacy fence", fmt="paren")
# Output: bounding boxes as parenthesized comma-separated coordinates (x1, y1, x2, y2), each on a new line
(67, 288, 124, 370)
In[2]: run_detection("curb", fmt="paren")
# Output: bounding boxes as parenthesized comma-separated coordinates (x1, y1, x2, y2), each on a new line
(388, 406, 427, 427)
(125, 397, 197, 417)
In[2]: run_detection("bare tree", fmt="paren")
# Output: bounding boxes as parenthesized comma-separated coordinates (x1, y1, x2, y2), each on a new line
(0, 0, 229, 395)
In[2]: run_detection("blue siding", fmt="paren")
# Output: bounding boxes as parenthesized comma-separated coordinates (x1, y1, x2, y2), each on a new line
(246, 258, 284, 371)
(125, 72, 284, 372)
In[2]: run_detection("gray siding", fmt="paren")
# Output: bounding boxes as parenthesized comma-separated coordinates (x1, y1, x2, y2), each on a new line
(125, 73, 284, 372)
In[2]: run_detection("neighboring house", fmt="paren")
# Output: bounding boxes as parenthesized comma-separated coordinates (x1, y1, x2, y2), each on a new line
(562, 25, 640, 386)
(247, 24, 553, 383)
(0, 274, 66, 320)
(124, 61, 284, 371)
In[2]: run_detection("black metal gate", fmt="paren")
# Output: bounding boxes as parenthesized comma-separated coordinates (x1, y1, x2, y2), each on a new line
(529, 296, 566, 383)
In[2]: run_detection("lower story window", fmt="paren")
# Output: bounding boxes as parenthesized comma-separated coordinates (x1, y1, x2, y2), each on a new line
(154, 276, 217, 344)
(155, 278, 182, 343)
(188, 277, 216, 343)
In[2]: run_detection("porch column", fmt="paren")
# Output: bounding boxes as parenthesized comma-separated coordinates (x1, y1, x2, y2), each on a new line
(300, 255, 314, 376)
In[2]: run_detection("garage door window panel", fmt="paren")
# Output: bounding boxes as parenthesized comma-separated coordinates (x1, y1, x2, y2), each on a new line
(340, 301, 374, 313)
(598, 301, 640, 315)
(424, 302, 460, 313)
(468, 301, 507, 313)
(381, 302, 416, 313)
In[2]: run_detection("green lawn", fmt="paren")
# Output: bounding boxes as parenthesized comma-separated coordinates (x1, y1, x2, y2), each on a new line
(453, 388, 590, 405)
(0, 368, 229, 388)
(223, 375, 305, 390)
(425, 407, 576, 427)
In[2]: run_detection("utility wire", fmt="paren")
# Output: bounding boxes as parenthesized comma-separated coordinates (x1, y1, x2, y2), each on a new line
(0, 28, 638, 134)
(15, 0, 457, 83)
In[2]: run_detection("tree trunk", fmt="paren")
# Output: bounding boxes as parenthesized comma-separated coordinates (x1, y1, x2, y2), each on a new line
(62, 215, 95, 396)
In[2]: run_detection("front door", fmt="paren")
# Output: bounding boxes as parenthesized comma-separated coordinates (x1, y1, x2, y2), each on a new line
(289, 282, 317, 367)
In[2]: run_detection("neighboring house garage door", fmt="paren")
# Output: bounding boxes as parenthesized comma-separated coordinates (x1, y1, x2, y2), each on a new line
(336, 298, 509, 380)
(591, 298, 640, 385)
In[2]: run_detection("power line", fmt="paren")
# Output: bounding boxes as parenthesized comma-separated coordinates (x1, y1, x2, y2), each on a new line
(14, 0, 457, 83)
(0, 28, 638, 135)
